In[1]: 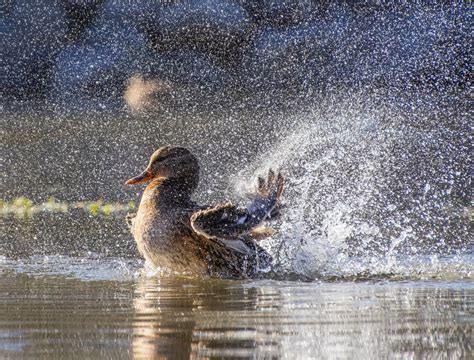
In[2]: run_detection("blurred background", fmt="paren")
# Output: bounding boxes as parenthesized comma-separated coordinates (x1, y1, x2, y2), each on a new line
(2, 1, 470, 112)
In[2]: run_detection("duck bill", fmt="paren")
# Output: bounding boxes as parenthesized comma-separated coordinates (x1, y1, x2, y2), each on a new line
(125, 169, 153, 185)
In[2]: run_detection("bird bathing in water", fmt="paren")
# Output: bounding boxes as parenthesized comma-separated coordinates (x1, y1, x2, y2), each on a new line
(125, 146, 284, 278)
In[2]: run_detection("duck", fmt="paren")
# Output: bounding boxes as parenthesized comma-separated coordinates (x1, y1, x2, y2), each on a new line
(125, 145, 284, 278)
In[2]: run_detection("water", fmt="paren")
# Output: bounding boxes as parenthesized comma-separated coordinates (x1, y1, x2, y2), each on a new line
(0, 255, 472, 359)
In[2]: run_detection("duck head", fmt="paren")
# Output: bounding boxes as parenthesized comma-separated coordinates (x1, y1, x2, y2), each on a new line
(126, 146, 200, 190)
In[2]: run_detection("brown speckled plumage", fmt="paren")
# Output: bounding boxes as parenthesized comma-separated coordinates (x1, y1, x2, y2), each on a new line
(126, 146, 284, 278)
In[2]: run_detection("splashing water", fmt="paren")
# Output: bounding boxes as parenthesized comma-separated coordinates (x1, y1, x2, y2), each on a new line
(232, 94, 471, 279)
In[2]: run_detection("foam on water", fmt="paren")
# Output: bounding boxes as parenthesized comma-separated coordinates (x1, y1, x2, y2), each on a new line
(1, 252, 472, 282)
(0, 254, 143, 282)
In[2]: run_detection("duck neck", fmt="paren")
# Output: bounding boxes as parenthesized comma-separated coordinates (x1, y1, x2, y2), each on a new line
(142, 176, 196, 206)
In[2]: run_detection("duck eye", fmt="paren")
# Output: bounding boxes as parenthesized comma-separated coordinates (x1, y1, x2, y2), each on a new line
(153, 155, 168, 164)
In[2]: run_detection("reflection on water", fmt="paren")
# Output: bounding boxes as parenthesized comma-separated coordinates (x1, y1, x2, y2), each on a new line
(1, 258, 472, 359)
(132, 277, 473, 359)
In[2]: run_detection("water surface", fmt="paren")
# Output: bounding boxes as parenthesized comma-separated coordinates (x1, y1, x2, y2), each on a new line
(1, 255, 472, 359)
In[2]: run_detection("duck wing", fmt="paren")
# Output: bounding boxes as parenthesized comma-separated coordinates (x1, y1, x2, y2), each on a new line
(190, 170, 284, 241)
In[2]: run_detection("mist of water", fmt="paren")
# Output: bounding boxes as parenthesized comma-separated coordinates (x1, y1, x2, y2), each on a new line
(231, 93, 471, 279)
